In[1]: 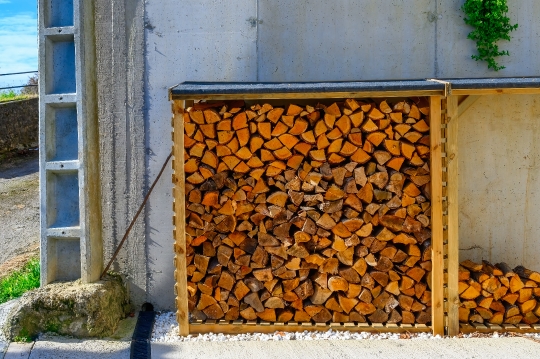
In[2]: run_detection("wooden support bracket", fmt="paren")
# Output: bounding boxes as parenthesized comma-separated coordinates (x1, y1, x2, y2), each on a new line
(457, 95, 479, 117)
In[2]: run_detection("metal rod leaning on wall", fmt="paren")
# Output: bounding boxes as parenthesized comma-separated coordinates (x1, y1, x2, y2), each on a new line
(100, 152, 173, 279)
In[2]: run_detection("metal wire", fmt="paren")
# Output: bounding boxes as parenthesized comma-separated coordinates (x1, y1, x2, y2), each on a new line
(0, 85, 38, 91)
(0, 70, 38, 76)
(100, 152, 173, 279)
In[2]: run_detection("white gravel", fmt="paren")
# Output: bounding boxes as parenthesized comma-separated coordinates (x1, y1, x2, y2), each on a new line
(151, 312, 540, 343)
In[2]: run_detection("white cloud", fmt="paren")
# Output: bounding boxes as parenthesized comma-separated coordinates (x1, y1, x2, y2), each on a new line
(0, 1, 11, 4)
(0, 14, 38, 88)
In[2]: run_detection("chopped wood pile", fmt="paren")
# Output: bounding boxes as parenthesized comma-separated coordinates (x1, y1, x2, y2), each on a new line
(459, 260, 540, 325)
(183, 98, 433, 325)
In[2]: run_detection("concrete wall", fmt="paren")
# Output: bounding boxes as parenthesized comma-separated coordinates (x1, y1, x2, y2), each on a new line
(94, 0, 147, 306)
(0, 98, 38, 153)
(458, 94, 540, 271)
(92, 0, 540, 309)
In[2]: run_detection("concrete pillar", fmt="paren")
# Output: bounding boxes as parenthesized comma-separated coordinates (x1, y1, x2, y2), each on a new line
(39, 0, 102, 284)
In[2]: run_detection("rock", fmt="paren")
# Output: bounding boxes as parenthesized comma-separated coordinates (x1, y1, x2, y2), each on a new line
(3, 275, 129, 340)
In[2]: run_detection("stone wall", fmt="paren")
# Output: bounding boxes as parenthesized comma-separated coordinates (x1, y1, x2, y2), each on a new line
(0, 98, 39, 154)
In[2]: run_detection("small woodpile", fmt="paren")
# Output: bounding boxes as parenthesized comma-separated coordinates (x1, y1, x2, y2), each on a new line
(183, 97, 433, 325)
(459, 260, 540, 325)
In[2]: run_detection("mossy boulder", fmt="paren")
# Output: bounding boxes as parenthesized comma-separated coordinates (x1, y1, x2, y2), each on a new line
(3, 275, 129, 340)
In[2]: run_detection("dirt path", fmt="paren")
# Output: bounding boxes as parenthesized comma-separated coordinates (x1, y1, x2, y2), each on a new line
(0, 152, 40, 268)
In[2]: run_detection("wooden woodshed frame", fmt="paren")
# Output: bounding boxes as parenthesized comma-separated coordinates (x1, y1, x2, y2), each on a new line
(170, 78, 540, 337)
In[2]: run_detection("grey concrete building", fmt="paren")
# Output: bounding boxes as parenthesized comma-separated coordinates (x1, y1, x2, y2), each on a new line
(39, 0, 540, 311)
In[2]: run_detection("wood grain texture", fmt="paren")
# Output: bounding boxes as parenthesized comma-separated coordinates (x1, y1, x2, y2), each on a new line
(446, 96, 459, 336)
(190, 321, 431, 335)
(429, 96, 444, 336)
(457, 95, 479, 117)
(174, 100, 191, 336)
(452, 89, 540, 96)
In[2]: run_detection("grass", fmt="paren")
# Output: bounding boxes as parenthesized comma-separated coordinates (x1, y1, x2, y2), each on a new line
(0, 258, 40, 304)
(0, 89, 34, 103)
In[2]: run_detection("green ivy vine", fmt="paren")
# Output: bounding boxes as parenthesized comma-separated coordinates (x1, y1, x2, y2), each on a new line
(461, 0, 518, 71)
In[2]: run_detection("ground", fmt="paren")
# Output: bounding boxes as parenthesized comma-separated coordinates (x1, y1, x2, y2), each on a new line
(0, 151, 39, 275)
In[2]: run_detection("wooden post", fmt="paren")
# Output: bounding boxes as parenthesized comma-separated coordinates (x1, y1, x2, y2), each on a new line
(446, 96, 460, 336)
(173, 100, 190, 336)
(430, 96, 445, 336)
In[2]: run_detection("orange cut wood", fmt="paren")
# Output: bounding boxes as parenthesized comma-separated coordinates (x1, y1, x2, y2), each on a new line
(278, 133, 300, 149)
(336, 116, 352, 135)
(260, 149, 276, 162)
(218, 130, 235, 144)
(362, 119, 379, 132)
(413, 120, 429, 132)
(368, 107, 385, 120)
(232, 112, 248, 130)
(350, 112, 364, 127)
(379, 100, 392, 114)
(389, 112, 403, 123)
(317, 133, 330, 149)
(309, 149, 326, 162)
(266, 108, 285, 123)
(271, 121, 289, 137)
(386, 157, 405, 171)
(289, 119, 309, 135)
(250, 136, 265, 153)
(325, 102, 341, 117)
(286, 104, 303, 116)
(294, 142, 312, 156)
(257, 122, 272, 140)
(287, 155, 304, 169)
(301, 131, 316, 144)
(327, 139, 343, 153)
(384, 140, 400, 156)
(235, 147, 252, 160)
(403, 131, 422, 143)
(326, 127, 343, 140)
(351, 148, 371, 164)
(366, 132, 387, 146)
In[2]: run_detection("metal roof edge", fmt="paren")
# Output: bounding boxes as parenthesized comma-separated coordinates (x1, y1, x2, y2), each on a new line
(169, 77, 540, 98)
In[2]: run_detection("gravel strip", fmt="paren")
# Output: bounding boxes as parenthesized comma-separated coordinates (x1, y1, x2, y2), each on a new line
(152, 312, 540, 343)
(0, 299, 19, 355)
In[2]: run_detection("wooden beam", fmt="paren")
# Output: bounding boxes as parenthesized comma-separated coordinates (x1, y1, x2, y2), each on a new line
(430, 96, 445, 337)
(170, 90, 444, 101)
(190, 322, 432, 335)
(452, 88, 540, 96)
(446, 96, 460, 337)
(173, 99, 190, 336)
(457, 95, 480, 117)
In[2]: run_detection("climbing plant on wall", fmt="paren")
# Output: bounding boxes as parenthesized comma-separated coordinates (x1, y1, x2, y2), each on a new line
(461, 0, 518, 71)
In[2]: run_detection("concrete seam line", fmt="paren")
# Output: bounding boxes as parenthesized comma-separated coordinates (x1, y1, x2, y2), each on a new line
(100, 152, 173, 279)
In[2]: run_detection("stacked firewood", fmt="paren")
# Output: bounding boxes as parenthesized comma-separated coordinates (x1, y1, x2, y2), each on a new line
(459, 260, 540, 325)
(183, 98, 433, 324)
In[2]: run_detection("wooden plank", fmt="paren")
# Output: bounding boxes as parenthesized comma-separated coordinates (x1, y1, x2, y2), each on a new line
(452, 88, 540, 96)
(171, 90, 444, 101)
(430, 96, 445, 337)
(457, 95, 479, 117)
(173, 99, 190, 336)
(460, 323, 540, 334)
(446, 95, 460, 337)
(189, 323, 432, 335)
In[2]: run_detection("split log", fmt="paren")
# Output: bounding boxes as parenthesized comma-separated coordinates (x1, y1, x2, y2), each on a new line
(184, 99, 433, 325)
(459, 261, 540, 326)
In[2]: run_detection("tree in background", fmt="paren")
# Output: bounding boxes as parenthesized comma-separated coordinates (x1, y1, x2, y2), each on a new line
(21, 73, 38, 96)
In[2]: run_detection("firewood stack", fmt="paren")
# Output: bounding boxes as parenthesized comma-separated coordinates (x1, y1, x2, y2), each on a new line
(183, 98, 433, 325)
(459, 260, 540, 325)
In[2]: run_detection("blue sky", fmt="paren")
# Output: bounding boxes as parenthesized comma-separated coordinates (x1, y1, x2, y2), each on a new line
(0, 0, 37, 89)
